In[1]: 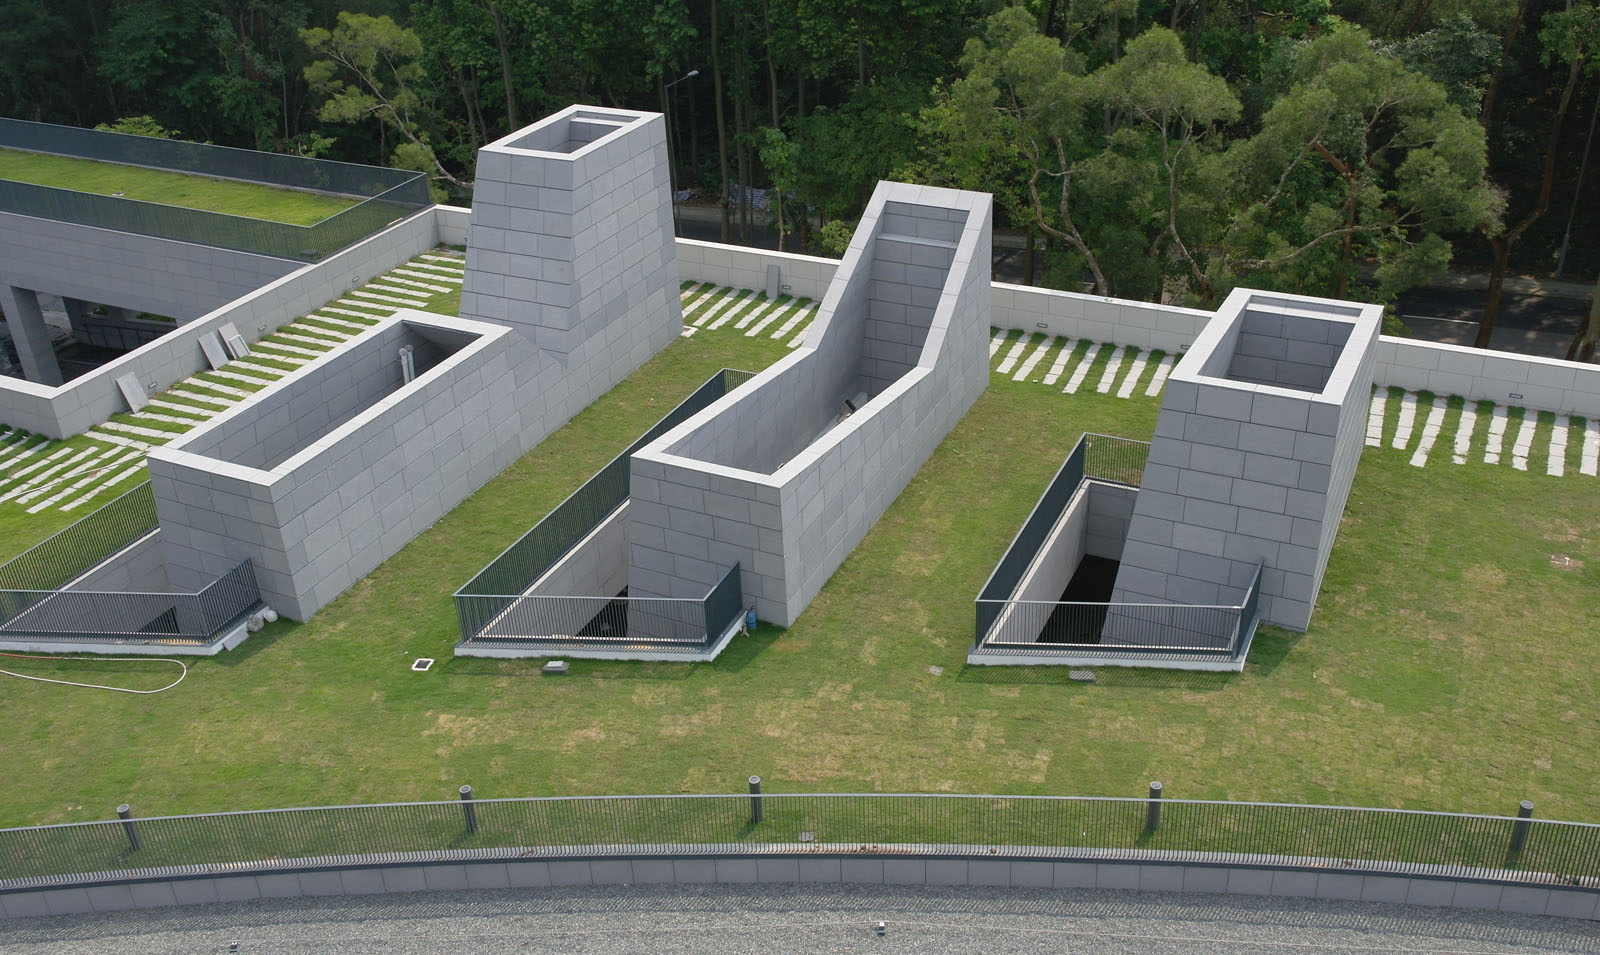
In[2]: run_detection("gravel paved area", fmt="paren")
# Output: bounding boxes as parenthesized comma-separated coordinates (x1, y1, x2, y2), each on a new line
(2, 884, 1596, 954)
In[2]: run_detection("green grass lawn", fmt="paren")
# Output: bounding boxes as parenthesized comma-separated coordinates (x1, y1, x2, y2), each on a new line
(0, 330, 1594, 829)
(0, 148, 358, 225)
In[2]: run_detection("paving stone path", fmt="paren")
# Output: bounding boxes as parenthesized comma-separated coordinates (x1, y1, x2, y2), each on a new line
(0, 251, 464, 520)
(1366, 387, 1595, 478)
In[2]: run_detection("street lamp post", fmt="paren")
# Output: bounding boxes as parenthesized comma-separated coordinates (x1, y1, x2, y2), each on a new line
(665, 69, 700, 237)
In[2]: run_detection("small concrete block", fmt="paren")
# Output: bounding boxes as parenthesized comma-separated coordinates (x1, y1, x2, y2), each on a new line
(965, 862, 1011, 888)
(1359, 876, 1410, 904)
(213, 876, 264, 901)
(2, 891, 51, 918)
(465, 863, 512, 889)
(1096, 864, 1142, 890)
(841, 859, 885, 884)
(298, 871, 345, 897)
(380, 867, 429, 893)
(200, 332, 229, 370)
(256, 873, 304, 899)
(1497, 886, 1551, 915)
(1451, 882, 1503, 910)
(423, 865, 470, 891)
(882, 859, 926, 885)
(629, 860, 676, 884)
(1226, 868, 1274, 895)
(547, 861, 593, 886)
(1137, 866, 1185, 892)
(798, 858, 842, 883)
(116, 374, 149, 412)
(339, 869, 387, 895)
(673, 859, 717, 883)
(1010, 862, 1054, 888)
(925, 859, 968, 886)
(756, 858, 801, 883)
(1544, 888, 1599, 920)
(1315, 873, 1364, 900)
(86, 884, 135, 912)
(1181, 867, 1229, 894)
(1395, 878, 1455, 909)
(41, 888, 94, 915)
(1267, 870, 1318, 895)
(172, 879, 223, 905)
(714, 859, 759, 884)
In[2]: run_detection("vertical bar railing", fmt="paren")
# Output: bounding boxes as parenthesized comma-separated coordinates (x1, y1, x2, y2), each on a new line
(1, 795, 1598, 888)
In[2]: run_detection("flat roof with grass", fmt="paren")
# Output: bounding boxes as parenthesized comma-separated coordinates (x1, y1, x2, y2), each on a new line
(0, 148, 359, 225)
(0, 300, 1593, 829)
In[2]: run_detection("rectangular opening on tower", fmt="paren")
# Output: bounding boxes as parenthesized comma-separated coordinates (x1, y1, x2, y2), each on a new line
(1220, 308, 1355, 394)
(505, 111, 633, 155)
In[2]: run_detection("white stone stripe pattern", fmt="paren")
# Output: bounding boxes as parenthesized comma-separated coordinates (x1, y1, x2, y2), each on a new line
(1012, 339, 1055, 381)
(1451, 404, 1477, 465)
(1483, 406, 1507, 464)
(1144, 355, 1175, 397)
(1581, 419, 1599, 476)
(1510, 414, 1537, 471)
(1547, 415, 1568, 477)
(1042, 340, 1077, 385)
(996, 336, 1029, 374)
(1365, 390, 1386, 447)
(1095, 346, 1125, 394)
(1391, 392, 1417, 449)
(1408, 398, 1447, 468)
(1116, 353, 1148, 398)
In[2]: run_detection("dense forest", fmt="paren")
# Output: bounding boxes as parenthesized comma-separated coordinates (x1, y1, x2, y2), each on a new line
(1, 0, 1597, 351)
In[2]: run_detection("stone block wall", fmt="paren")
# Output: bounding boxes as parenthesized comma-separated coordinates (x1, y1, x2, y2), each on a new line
(1109, 290, 1382, 632)
(148, 313, 524, 620)
(630, 182, 993, 625)
(460, 105, 681, 361)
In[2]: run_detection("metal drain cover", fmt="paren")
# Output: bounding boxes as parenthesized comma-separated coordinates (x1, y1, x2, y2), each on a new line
(411, 658, 434, 671)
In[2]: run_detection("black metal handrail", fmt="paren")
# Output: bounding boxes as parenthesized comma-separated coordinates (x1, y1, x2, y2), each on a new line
(0, 481, 157, 592)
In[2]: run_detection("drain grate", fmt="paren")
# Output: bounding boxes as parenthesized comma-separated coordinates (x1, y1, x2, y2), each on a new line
(411, 658, 434, 671)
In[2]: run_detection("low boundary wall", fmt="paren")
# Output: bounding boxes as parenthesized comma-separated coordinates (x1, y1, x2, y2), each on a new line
(675, 242, 1600, 417)
(1, 850, 1593, 922)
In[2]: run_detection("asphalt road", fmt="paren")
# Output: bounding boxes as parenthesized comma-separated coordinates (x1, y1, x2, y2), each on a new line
(3, 884, 1597, 955)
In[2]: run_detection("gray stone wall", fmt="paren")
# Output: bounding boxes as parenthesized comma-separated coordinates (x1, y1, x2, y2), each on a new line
(1109, 290, 1382, 632)
(63, 531, 172, 594)
(460, 105, 681, 361)
(148, 313, 524, 620)
(0, 210, 298, 326)
(630, 182, 992, 626)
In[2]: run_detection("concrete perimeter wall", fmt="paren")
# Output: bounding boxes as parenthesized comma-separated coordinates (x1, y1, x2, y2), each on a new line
(2, 853, 1592, 923)
(677, 242, 1600, 416)
(0, 207, 442, 439)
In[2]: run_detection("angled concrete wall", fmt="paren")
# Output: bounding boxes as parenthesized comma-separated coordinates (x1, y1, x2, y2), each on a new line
(1110, 290, 1382, 632)
(630, 182, 992, 625)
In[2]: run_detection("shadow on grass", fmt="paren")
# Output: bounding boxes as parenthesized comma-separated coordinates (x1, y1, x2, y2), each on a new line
(707, 627, 781, 673)
(1243, 626, 1302, 676)
(440, 656, 698, 681)
(954, 664, 1234, 692)
(207, 618, 297, 668)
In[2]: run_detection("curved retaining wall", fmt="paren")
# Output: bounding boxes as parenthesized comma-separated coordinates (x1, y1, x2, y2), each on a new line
(2, 850, 1595, 921)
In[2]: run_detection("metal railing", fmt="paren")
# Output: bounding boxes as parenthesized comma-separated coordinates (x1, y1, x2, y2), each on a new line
(456, 369, 754, 603)
(0, 559, 261, 647)
(3, 792, 1597, 892)
(0, 481, 157, 592)
(971, 434, 1271, 663)
(0, 117, 429, 260)
(973, 433, 1149, 647)
(458, 562, 743, 653)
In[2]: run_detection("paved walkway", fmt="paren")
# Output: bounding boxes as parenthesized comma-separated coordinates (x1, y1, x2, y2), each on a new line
(2, 884, 1596, 954)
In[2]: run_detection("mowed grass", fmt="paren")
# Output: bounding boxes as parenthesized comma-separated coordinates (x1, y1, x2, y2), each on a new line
(0, 332, 1595, 828)
(0, 148, 358, 225)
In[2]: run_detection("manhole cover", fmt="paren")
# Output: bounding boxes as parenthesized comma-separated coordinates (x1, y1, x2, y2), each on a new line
(1550, 554, 1584, 571)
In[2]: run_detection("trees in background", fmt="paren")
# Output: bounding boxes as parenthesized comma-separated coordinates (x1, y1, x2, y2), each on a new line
(1, 0, 1595, 326)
